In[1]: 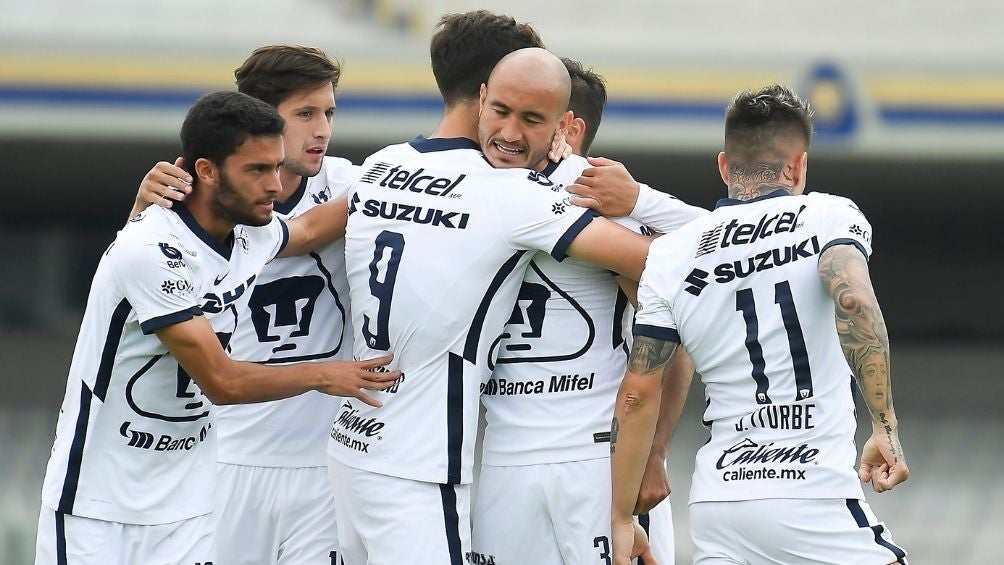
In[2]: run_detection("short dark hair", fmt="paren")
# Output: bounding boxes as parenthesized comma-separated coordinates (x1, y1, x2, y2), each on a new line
(563, 57, 607, 155)
(180, 91, 285, 180)
(724, 84, 814, 162)
(430, 10, 544, 106)
(235, 45, 341, 108)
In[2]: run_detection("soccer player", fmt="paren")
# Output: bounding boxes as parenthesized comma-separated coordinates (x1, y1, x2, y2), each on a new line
(130, 45, 360, 565)
(610, 84, 909, 564)
(471, 56, 705, 565)
(328, 37, 652, 562)
(34, 91, 398, 565)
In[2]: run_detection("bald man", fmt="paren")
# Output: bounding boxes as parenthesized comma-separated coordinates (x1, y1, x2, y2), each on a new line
(471, 51, 706, 565)
(329, 46, 655, 564)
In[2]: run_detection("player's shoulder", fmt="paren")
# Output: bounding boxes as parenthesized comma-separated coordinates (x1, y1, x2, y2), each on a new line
(543, 154, 589, 184)
(305, 156, 359, 203)
(320, 156, 358, 182)
(804, 190, 862, 211)
(113, 210, 199, 268)
(801, 191, 869, 225)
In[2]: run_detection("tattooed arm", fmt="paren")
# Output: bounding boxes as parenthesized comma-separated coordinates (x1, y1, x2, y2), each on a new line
(610, 335, 679, 564)
(634, 347, 694, 514)
(818, 244, 909, 493)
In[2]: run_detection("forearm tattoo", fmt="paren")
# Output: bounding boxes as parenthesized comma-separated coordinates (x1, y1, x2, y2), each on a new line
(819, 246, 894, 420)
(610, 416, 620, 454)
(727, 161, 793, 200)
(627, 336, 677, 375)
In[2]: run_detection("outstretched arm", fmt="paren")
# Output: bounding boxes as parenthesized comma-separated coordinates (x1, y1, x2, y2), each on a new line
(818, 244, 908, 492)
(566, 217, 651, 281)
(156, 315, 399, 407)
(634, 347, 693, 514)
(611, 335, 679, 564)
(279, 195, 349, 257)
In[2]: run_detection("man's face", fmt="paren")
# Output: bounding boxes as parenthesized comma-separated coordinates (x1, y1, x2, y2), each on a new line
(275, 82, 335, 178)
(478, 74, 567, 171)
(211, 135, 284, 227)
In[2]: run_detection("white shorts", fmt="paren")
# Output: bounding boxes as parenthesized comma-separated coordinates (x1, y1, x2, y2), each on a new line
(472, 459, 676, 565)
(328, 458, 471, 565)
(639, 495, 675, 565)
(34, 505, 214, 565)
(215, 463, 340, 565)
(690, 498, 908, 565)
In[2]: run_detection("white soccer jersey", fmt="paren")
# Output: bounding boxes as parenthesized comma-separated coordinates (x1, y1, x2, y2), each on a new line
(482, 154, 708, 465)
(40, 205, 286, 525)
(328, 136, 596, 484)
(634, 190, 873, 503)
(218, 157, 357, 468)
(632, 181, 706, 235)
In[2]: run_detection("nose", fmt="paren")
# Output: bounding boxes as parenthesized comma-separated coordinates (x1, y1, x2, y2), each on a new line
(499, 117, 521, 143)
(314, 114, 332, 141)
(266, 169, 282, 195)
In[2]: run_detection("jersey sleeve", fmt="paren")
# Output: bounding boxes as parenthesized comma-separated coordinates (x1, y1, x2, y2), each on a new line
(630, 183, 709, 234)
(268, 217, 289, 261)
(494, 177, 597, 260)
(632, 236, 684, 343)
(818, 197, 873, 259)
(113, 239, 204, 335)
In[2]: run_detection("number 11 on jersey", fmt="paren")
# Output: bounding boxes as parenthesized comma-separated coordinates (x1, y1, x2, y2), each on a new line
(735, 280, 814, 404)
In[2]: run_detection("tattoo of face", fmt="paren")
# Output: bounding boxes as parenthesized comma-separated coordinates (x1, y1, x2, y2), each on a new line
(819, 245, 894, 418)
(728, 161, 792, 200)
(627, 337, 677, 375)
(610, 416, 619, 454)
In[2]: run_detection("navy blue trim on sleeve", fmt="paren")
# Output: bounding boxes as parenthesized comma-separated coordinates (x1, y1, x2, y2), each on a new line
(275, 218, 290, 259)
(140, 306, 204, 335)
(633, 323, 681, 343)
(551, 209, 599, 260)
(820, 238, 869, 261)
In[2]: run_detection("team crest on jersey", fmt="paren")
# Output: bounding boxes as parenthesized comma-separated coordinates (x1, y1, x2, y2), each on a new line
(489, 267, 594, 368)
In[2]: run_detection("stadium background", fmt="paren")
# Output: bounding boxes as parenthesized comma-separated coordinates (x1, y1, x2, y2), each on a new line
(1, 0, 1001, 562)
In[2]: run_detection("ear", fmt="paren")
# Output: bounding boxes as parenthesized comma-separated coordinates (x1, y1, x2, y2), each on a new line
(194, 157, 218, 187)
(557, 109, 573, 134)
(566, 116, 586, 155)
(717, 151, 729, 186)
(478, 83, 487, 115)
(790, 151, 808, 194)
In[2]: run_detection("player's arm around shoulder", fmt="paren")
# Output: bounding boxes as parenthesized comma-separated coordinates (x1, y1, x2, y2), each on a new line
(818, 243, 908, 493)
(279, 194, 349, 258)
(566, 216, 651, 281)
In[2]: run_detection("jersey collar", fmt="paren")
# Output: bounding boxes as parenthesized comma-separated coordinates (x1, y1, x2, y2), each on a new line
(540, 159, 561, 177)
(714, 189, 792, 209)
(274, 175, 308, 216)
(409, 135, 481, 153)
(171, 203, 233, 259)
